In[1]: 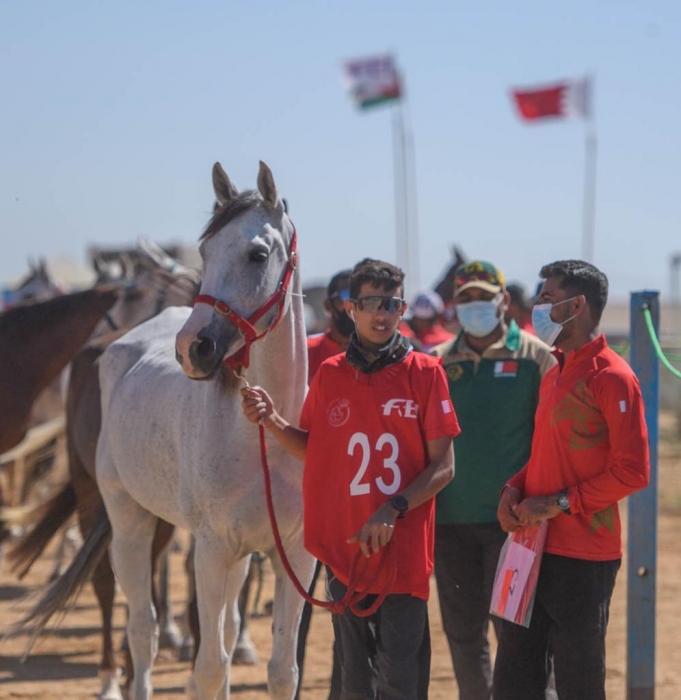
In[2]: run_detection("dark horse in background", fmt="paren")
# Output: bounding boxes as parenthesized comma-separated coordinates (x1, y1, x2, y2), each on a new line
(0, 287, 120, 456)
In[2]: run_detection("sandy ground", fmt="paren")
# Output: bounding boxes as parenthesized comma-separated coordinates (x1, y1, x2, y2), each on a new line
(1, 413, 679, 699)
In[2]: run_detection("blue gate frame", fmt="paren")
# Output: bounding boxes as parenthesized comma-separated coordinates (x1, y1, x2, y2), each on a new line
(627, 291, 659, 700)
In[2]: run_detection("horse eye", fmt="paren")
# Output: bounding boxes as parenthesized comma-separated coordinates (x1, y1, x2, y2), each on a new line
(249, 249, 269, 263)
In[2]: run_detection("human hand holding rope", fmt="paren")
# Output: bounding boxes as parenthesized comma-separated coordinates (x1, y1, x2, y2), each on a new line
(348, 502, 398, 558)
(241, 386, 275, 427)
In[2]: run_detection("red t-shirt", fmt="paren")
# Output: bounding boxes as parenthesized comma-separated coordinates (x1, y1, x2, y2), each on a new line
(507, 335, 650, 560)
(307, 330, 344, 382)
(415, 324, 455, 353)
(300, 351, 461, 600)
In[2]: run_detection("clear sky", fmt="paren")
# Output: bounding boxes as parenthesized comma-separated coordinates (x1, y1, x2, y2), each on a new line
(1, 1, 680, 301)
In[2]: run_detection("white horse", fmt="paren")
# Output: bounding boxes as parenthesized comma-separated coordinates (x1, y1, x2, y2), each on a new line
(95, 161, 314, 700)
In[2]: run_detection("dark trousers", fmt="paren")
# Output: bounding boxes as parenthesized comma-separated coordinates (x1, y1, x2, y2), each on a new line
(328, 575, 431, 700)
(434, 522, 507, 700)
(492, 554, 621, 700)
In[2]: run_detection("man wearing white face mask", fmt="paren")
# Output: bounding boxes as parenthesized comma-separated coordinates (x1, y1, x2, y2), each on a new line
(431, 260, 555, 700)
(494, 260, 650, 700)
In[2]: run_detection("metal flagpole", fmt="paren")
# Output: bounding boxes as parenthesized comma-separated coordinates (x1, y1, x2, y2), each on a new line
(392, 101, 412, 297)
(582, 128, 598, 262)
(581, 76, 597, 262)
(403, 102, 421, 294)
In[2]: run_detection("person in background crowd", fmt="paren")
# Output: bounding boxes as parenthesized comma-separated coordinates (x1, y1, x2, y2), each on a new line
(405, 289, 455, 353)
(506, 282, 535, 334)
(431, 260, 555, 700)
(494, 260, 650, 700)
(243, 258, 460, 700)
(307, 269, 353, 382)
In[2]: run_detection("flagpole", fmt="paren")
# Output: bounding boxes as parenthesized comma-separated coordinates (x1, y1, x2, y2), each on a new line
(403, 102, 421, 294)
(581, 76, 597, 262)
(392, 100, 412, 297)
(582, 128, 597, 262)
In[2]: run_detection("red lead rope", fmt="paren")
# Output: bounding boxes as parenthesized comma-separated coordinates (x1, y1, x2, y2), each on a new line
(257, 424, 397, 617)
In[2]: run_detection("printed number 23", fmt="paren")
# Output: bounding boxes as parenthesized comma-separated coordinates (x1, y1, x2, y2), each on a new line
(348, 432, 402, 496)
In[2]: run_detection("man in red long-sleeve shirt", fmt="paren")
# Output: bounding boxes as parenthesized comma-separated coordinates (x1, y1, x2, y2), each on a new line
(493, 260, 650, 700)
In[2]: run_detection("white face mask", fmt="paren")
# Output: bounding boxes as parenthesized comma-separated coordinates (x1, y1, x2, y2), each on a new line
(456, 296, 501, 338)
(531, 297, 578, 347)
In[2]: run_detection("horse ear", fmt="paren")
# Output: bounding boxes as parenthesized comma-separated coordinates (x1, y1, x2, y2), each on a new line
(257, 161, 279, 208)
(212, 162, 239, 207)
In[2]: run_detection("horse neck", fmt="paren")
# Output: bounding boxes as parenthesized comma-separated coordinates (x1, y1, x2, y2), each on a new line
(248, 269, 308, 421)
(5, 288, 119, 397)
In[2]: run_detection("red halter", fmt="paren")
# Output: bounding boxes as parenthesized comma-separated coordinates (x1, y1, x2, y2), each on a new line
(193, 229, 298, 370)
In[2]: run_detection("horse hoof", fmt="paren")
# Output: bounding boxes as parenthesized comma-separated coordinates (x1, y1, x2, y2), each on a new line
(232, 644, 259, 666)
(98, 669, 124, 700)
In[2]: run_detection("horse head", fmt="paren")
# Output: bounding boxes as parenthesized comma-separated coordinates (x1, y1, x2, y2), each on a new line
(8, 258, 65, 306)
(175, 160, 296, 380)
(90, 243, 200, 336)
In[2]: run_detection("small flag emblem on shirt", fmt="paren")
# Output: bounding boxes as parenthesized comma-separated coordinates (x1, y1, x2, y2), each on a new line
(494, 360, 519, 378)
(619, 400, 627, 413)
(441, 399, 453, 414)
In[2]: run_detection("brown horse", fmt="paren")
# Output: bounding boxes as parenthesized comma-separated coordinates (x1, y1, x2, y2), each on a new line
(0, 287, 120, 456)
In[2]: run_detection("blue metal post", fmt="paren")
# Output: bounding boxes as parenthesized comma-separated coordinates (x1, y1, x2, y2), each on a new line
(627, 291, 660, 700)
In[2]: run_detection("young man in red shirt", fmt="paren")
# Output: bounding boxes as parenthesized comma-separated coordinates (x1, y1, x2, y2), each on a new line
(243, 258, 460, 699)
(494, 260, 650, 700)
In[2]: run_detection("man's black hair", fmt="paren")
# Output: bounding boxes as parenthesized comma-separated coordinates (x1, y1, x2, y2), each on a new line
(349, 258, 405, 299)
(507, 283, 531, 312)
(327, 269, 352, 298)
(539, 260, 608, 323)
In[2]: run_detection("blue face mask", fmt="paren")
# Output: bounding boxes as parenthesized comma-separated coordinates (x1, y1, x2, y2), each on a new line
(531, 297, 578, 347)
(456, 298, 501, 338)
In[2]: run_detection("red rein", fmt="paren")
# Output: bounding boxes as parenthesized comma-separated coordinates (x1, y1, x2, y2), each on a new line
(258, 424, 396, 617)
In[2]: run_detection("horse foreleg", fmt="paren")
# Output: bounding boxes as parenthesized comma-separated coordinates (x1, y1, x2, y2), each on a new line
(91, 550, 124, 700)
(107, 496, 159, 700)
(152, 520, 183, 650)
(189, 534, 234, 700)
(267, 542, 316, 700)
(232, 553, 259, 666)
(49, 523, 79, 583)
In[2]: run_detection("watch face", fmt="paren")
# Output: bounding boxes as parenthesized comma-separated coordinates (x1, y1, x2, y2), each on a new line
(558, 494, 569, 510)
(391, 495, 408, 512)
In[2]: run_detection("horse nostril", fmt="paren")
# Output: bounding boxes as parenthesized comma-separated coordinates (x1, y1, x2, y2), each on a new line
(195, 337, 216, 360)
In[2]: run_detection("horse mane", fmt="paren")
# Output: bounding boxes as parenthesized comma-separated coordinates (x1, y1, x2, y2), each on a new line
(201, 190, 275, 242)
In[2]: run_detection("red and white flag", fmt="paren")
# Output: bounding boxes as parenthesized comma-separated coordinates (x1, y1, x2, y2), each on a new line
(510, 77, 590, 122)
(341, 54, 402, 110)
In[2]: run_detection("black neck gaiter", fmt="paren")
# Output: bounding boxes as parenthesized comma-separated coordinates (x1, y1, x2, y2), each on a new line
(345, 331, 411, 375)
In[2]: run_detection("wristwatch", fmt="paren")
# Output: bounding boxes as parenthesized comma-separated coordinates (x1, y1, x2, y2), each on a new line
(556, 489, 571, 514)
(389, 494, 409, 519)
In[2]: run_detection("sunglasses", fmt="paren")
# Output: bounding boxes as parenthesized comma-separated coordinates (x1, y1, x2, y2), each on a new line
(329, 288, 351, 303)
(353, 296, 406, 314)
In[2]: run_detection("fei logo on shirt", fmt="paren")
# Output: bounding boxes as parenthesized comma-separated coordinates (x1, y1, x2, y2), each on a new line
(382, 398, 419, 418)
(327, 398, 351, 427)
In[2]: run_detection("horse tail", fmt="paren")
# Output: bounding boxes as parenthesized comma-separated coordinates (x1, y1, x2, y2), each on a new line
(6, 483, 78, 580)
(8, 504, 111, 658)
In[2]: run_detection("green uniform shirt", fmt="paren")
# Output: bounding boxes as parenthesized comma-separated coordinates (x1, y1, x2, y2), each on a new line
(431, 321, 555, 524)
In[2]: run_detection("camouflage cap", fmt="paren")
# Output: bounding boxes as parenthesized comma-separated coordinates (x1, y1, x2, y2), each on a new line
(454, 260, 506, 296)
